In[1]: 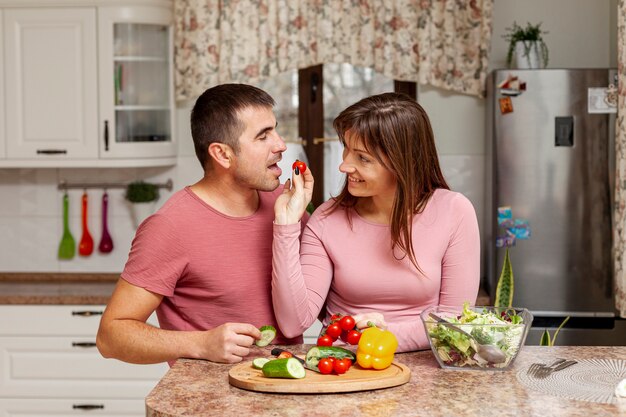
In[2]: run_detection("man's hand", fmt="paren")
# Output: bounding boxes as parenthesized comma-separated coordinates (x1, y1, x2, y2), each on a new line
(274, 165, 314, 225)
(195, 323, 262, 363)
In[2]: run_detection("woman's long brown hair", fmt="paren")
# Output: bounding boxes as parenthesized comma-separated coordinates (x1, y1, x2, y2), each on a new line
(328, 92, 449, 270)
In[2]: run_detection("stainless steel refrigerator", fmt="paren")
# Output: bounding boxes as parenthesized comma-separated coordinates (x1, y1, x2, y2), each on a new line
(486, 69, 626, 345)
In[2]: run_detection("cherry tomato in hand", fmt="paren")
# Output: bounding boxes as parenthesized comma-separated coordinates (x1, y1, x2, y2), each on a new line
(317, 335, 334, 346)
(318, 358, 333, 374)
(325, 323, 342, 339)
(292, 159, 307, 173)
(338, 315, 356, 331)
(345, 329, 362, 345)
(333, 358, 350, 375)
(330, 313, 342, 323)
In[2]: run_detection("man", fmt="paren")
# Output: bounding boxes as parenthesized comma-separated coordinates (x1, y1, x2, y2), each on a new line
(97, 84, 312, 365)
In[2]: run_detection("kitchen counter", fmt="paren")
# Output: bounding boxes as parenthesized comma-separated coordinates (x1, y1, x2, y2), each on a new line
(146, 345, 625, 417)
(0, 273, 118, 304)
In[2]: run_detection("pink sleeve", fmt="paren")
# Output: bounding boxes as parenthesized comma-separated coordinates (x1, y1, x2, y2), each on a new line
(272, 218, 333, 338)
(387, 195, 481, 352)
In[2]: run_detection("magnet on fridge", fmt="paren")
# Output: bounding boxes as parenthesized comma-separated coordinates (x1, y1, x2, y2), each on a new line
(497, 206, 513, 225)
(499, 97, 513, 114)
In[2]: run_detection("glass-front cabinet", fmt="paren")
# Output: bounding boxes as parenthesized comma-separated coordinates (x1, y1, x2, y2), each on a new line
(98, 6, 176, 162)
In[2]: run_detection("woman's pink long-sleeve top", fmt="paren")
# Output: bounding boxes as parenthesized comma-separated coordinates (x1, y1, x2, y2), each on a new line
(272, 188, 480, 352)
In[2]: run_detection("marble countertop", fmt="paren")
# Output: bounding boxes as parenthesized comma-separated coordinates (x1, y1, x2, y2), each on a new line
(0, 273, 118, 304)
(146, 345, 625, 417)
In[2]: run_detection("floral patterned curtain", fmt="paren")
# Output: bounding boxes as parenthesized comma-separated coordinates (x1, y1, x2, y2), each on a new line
(173, 0, 494, 101)
(615, 0, 626, 318)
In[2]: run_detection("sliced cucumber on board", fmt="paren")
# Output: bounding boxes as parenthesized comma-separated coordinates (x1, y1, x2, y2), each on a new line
(305, 346, 356, 370)
(261, 358, 306, 379)
(252, 358, 271, 369)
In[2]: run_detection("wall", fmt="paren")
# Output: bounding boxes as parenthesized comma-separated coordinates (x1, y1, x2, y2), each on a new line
(0, 0, 617, 273)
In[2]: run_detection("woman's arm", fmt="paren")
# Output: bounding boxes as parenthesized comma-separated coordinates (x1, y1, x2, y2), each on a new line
(271, 219, 334, 338)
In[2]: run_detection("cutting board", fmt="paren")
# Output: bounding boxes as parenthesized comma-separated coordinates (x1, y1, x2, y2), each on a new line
(228, 359, 411, 393)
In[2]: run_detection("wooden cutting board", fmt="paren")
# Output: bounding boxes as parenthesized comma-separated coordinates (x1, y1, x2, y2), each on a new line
(228, 359, 411, 394)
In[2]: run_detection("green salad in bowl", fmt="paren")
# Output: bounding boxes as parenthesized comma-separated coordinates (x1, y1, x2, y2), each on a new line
(421, 303, 533, 370)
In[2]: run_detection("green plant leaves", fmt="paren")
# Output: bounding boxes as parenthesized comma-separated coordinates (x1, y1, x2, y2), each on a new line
(494, 247, 514, 308)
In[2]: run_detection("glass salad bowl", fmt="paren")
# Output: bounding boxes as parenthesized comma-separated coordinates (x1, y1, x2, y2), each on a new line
(421, 304, 533, 370)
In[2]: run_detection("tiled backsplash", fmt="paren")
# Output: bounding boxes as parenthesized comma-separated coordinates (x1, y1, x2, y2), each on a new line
(0, 153, 484, 274)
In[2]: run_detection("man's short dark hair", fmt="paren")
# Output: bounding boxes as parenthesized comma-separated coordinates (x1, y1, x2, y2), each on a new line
(190, 84, 275, 169)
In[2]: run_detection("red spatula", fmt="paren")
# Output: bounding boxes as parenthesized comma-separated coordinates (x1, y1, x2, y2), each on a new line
(78, 192, 94, 256)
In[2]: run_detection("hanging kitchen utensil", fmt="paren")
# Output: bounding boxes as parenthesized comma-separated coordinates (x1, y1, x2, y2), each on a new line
(78, 191, 94, 256)
(57, 193, 75, 260)
(98, 192, 114, 253)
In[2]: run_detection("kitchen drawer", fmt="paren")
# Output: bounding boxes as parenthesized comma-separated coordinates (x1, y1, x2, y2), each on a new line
(0, 398, 146, 416)
(0, 305, 158, 336)
(0, 336, 167, 398)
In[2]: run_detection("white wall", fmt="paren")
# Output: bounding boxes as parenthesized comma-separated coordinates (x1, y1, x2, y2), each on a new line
(0, 0, 617, 273)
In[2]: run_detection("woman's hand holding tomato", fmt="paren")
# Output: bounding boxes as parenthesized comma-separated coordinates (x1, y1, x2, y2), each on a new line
(274, 159, 314, 225)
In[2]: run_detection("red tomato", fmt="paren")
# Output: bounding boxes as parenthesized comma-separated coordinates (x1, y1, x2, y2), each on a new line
(327, 357, 336, 365)
(292, 159, 307, 173)
(325, 323, 342, 339)
(345, 329, 362, 345)
(338, 315, 356, 331)
(333, 358, 350, 374)
(330, 313, 342, 323)
(317, 335, 333, 347)
(342, 358, 352, 369)
(318, 358, 333, 374)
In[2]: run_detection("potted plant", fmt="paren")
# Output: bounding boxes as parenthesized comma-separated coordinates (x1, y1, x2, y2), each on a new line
(125, 181, 160, 228)
(503, 21, 549, 69)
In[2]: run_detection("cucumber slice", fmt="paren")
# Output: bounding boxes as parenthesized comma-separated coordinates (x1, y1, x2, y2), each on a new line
(252, 358, 271, 370)
(305, 346, 356, 370)
(262, 358, 306, 379)
(255, 325, 277, 347)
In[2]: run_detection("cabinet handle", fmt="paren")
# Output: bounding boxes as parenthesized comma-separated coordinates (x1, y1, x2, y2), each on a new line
(71, 310, 103, 316)
(104, 120, 109, 151)
(72, 342, 97, 348)
(36, 149, 67, 154)
(72, 404, 105, 410)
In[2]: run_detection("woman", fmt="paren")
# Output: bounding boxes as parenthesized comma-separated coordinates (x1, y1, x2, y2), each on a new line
(272, 92, 480, 352)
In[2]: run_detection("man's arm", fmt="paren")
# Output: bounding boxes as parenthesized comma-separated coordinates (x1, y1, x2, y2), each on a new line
(96, 279, 262, 364)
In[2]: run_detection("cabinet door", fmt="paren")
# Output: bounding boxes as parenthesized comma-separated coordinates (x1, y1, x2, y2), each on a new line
(0, 337, 167, 398)
(98, 6, 176, 161)
(4, 8, 98, 160)
(1, 399, 146, 417)
(0, 9, 5, 159)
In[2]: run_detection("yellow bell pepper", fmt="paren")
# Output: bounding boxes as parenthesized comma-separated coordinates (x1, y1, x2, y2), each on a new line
(356, 327, 398, 370)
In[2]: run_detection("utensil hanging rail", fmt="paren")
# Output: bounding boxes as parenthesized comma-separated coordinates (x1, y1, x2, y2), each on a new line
(57, 179, 173, 191)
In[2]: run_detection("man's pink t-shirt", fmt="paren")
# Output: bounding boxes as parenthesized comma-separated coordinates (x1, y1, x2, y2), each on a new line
(122, 186, 302, 345)
(272, 188, 480, 352)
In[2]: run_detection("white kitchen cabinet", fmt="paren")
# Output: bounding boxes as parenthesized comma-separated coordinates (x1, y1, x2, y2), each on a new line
(0, 0, 176, 168)
(0, 305, 167, 416)
(4, 7, 99, 160)
(0, 9, 5, 160)
(1, 399, 146, 417)
(98, 6, 176, 161)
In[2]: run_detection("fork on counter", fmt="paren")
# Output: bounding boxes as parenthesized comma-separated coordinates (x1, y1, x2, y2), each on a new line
(527, 358, 578, 379)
